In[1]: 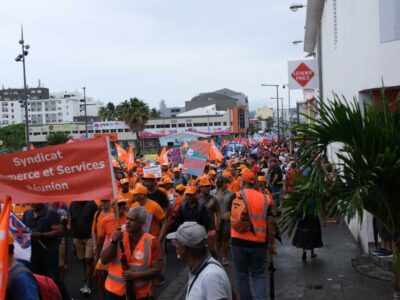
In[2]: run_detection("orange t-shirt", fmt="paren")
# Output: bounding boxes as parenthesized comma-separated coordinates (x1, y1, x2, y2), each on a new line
(228, 178, 240, 193)
(92, 210, 111, 237)
(99, 212, 127, 246)
(174, 194, 184, 212)
(131, 199, 165, 238)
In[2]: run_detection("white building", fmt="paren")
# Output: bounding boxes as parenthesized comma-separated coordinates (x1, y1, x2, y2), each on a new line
(0, 90, 102, 126)
(159, 100, 185, 117)
(303, 0, 400, 253)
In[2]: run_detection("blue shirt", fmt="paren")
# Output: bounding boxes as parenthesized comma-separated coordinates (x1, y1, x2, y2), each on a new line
(7, 262, 40, 300)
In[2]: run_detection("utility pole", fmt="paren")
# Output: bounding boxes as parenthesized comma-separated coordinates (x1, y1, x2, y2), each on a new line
(261, 84, 280, 143)
(15, 25, 30, 149)
(82, 87, 88, 138)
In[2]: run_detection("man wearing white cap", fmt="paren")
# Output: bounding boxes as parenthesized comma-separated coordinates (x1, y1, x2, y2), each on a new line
(167, 222, 232, 300)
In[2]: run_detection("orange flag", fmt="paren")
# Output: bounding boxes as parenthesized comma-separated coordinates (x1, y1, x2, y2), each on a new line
(0, 196, 12, 300)
(111, 156, 120, 168)
(126, 145, 136, 171)
(114, 143, 128, 162)
(158, 146, 168, 164)
(209, 140, 224, 161)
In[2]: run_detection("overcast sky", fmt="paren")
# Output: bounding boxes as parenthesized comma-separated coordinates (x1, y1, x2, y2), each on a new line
(1, 0, 307, 111)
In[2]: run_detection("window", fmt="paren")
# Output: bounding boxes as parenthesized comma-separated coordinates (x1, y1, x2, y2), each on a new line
(238, 109, 245, 129)
(73, 131, 79, 134)
(380, 0, 400, 42)
(186, 123, 192, 127)
(156, 125, 163, 128)
(145, 125, 155, 129)
(214, 122, 221, 126)
(171, 124, 177, 128)
(178, 124, 185, 127)
(118, 129, 124, 132)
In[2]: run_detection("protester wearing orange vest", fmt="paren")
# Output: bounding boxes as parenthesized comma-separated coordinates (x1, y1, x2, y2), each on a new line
(101, 206, 162, 300)
(229, 170, 276, 300)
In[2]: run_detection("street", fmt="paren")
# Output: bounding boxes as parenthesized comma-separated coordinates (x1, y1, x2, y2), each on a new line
(63, 222, 392, 300)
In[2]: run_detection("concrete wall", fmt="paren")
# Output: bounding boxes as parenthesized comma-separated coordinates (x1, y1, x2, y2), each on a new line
(318, 0, 400, 252)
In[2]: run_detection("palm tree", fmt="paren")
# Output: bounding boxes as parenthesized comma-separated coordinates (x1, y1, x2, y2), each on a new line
(150, 108, 161, 118)
(116, 98, 150, 156)
(281, 90, 400, 299)
(97, 102, 117, 121)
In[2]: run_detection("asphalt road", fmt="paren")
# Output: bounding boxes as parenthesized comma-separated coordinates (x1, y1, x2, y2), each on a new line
(64, 241, 186, 300)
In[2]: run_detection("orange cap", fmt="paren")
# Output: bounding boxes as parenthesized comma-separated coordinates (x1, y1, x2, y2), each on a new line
(237, 164, 247, 170)
(199, 178, 212, 187)
(163, 177, 174, 184)
(222, 171, 232, 178)
(258, 176, 267, 182)
(143, 172, 156, 179)
(120, 178, 129, 184)
(175, 184, 186, 192)
(241, 170, 256, 183)
(133, 184, 148, 195)
(185, 186, 197, 195)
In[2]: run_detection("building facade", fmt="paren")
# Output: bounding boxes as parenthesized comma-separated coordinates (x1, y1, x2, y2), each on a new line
(0, 89, 102, 126)
(304, 0, 400, 253)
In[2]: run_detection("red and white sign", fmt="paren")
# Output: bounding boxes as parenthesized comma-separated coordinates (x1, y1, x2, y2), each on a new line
(0, 138, 116, 203)
(288, 60, 318, 90)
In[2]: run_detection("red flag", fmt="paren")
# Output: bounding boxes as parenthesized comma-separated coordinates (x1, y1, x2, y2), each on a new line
(114, 143, 128, 162)
(209, 140, 224, 161)
(29, 144, 35, 150)
(126, 145, 136, 171)
(158, 146, 168, 164)
(0, 196, 12, 300)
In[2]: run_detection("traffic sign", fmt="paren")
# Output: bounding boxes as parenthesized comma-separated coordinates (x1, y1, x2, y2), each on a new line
(288, 60, 319, 90)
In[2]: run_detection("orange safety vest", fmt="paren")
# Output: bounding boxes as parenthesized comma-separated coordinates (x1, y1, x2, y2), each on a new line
(105, 232, 154, 298)
(231, 188, 271, 243)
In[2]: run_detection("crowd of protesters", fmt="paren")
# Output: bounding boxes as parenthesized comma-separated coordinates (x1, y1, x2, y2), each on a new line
(5, 138, 327, 300)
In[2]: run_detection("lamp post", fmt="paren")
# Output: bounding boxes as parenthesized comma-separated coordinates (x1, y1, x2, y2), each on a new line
(282, 84, 292, 152)
(271, 97, 284, 141)
(289, 3, 306, 12)
(82, 87, 88, 139)
(15, 26, 30, 149)
(261, 84, 280, 143)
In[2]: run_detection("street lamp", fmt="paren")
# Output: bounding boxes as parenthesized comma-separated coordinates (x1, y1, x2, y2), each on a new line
(15, 26, 30, 149)
(206, 111, 210, 133)
(282, 84, 292, 152)
(290, 3, 306, 12)
(261, 84, 280, 143)
(292, 40, 303, 45)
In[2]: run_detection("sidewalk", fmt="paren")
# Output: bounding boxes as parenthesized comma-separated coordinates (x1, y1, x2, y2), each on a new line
(157, 222, 393, 300)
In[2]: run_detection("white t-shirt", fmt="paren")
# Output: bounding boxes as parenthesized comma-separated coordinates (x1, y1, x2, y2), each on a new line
(186, 256, 232, 300)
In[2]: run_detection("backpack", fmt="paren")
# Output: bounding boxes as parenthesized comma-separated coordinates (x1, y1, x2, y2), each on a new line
(7, 264, 62, 300)
(230, 191, 252, 233)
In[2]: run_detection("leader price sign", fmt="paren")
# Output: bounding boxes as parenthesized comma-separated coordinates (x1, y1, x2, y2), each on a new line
(288, 60, 318, 90)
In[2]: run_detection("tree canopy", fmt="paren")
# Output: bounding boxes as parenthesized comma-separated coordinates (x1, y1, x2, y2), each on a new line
(0, 123, 26, 153)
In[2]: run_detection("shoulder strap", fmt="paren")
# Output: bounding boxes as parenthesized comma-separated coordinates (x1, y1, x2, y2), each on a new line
(187, 260, 223, 296)
(239, 190, 256, 234)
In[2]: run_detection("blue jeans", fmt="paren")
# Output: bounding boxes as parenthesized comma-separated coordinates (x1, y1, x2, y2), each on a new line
(231, 245, 267, 300)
